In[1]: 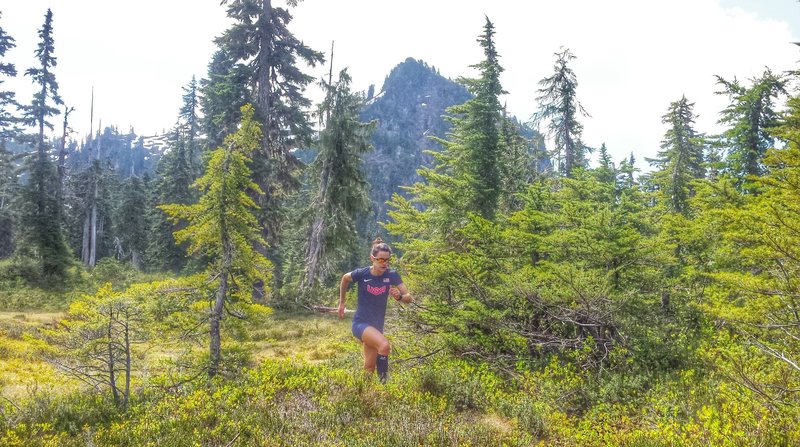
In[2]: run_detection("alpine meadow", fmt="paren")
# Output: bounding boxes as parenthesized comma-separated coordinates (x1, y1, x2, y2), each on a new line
(3, 1, 800, 446)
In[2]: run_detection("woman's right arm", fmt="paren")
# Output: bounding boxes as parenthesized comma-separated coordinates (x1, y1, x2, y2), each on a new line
(338, 273, 352, 319)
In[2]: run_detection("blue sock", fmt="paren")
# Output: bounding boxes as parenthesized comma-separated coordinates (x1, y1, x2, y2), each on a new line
(376, 354, 389, 383)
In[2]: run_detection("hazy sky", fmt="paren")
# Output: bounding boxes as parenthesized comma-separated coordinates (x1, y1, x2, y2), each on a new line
(2, 0, 799, 167)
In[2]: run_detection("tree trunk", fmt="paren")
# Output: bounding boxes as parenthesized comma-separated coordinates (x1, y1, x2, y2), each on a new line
(81, 208, 91, 264)
(107, 312, 119, 405)
(302, 162, 331, 289)
(302, 215, 325, 289)
(131, 250, 140, 271)
(210, 236, 231, 378)
(210, 152, 233, 378)
(123, 310, 131, 410)
(209, 270, 227, 378)
(89, 201, 97, 267)
(56, 107, 72, 222)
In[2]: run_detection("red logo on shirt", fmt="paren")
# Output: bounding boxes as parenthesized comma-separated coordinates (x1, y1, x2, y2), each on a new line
(366, 284, 387, 296)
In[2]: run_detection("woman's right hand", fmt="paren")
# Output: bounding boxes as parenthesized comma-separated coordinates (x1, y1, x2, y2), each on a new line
(337, 302, 345, 319)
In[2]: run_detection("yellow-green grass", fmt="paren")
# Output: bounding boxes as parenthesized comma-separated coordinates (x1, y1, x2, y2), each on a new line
(0, 312, 76, 401)
(246, 311, 358, 363)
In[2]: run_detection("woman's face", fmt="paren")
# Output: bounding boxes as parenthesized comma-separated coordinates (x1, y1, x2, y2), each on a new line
(370, 251, 392, 273)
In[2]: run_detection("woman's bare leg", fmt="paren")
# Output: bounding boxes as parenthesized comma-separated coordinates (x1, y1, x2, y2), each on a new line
(361, 326, 390, 381)
(362, 342, 378, 374)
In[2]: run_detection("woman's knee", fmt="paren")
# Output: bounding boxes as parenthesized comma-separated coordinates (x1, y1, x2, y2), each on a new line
(377, 339, 391, 356)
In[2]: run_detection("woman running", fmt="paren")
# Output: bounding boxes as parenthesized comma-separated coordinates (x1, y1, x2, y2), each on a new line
(338, 237, 413, 383)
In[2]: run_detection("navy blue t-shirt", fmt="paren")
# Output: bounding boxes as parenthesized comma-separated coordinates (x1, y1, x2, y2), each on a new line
(350, 266, 402, 332)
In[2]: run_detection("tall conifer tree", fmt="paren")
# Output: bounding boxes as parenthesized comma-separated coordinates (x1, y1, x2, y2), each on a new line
(647, 96, 706, 215)
(160, 105, 272, 378)
(114, 176, 148, 269)
(200, 49, 250, 150)
(454, 17, 505, 219)
(533, 48, 590, 177)
(148, 133, 194, 272)
(216, 0, 324, 289)
(401, 17, 508, 224)
(19, 9, 71, 279)
(716, 70, 786, 192)
(0, 12, 18, 139)
(178, 76, 200, 175)
(0, 12, 17, 258)
(301, 70, 374, 289)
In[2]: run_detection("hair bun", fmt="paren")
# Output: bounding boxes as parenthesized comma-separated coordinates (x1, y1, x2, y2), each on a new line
(372, 236, 384, 247)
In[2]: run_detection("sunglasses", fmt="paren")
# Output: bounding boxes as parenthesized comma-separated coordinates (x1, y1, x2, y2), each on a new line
(372, 256, 392, 264)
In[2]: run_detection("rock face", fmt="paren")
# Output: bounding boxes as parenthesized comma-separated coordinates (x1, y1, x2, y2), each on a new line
(360, 57, 471, 225)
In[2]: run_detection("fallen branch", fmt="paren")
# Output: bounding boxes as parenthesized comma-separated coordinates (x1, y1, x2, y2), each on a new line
(224, 432, 240, 447)
(309, 306, 354, 314)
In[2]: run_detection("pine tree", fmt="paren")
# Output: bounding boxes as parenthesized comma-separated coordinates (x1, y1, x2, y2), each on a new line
(160, 104, 272, 378)
(618, 152, 638, 189)
(0, 12, 18, 139)
(716, 70, 786, 192)
(0, 144, 16, 257)
(113, 176, 148, 269)
(216, 0, 324, 289)
(301, 70, 374, 289)
(68, 147, 116, 267)
(453, 17, 506, 219)
(147, 133, 194, 272)
(22, 9, 62, 159)
(594, 143, 616, 184)
(199, 49, 250, 150)
(178, 76, 200, 175)
(533, 48, 591, 177)
(388, 18, 513, 241)
(18, 9, 71, 280)
(498, 109, 533, 213)
(706, 94, 800, 406)
(647, 96, 706, 215)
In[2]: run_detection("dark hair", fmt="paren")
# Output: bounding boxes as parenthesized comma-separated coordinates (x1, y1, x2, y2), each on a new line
(371, 236, 392, 256)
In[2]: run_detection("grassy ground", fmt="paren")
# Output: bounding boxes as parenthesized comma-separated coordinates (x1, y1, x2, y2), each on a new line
(0, 311, 70, 401)
(248, 311, 356, 363)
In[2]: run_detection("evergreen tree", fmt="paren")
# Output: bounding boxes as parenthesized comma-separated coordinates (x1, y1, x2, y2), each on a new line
(147, 133, 194, 272)
(113, 176, 148, 269)
(200, 49, 250, 151)
(647, 96, 706, 215)
(388, 18, 512, 241)
(22, 9, 62, 158)
(707, 94, 800, 407)
(400, 17, 509, 223)
(301, 70, 374, 289)
(216, 0, 324, 290)
(451, 17, 506, 219)
(618, 152, 638, 189)
(178, 76, 200, 174)
(595, 143, 616, 184)
(716, 70, 786, 192)
(160, 104, 272, 378)
(533, 47, 591, 177)
(80, 131, 101, 267)
(68, 148, 116, 268)
(18, 9, 71, 280)
(0, 144, 17, 257)
(498, 109, 534, 213)
(0, 12, 18, 139)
